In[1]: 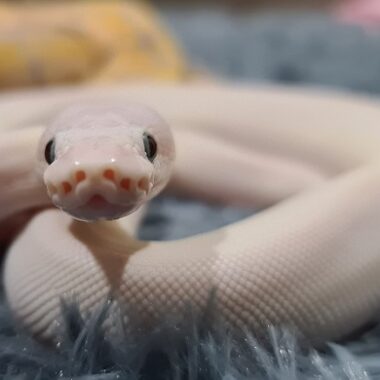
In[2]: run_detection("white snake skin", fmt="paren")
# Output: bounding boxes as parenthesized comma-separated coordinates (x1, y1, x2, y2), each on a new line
(2, 82, 380, 345)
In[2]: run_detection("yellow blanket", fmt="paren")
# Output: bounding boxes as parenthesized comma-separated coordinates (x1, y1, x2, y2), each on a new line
(0, 1, 188, 88)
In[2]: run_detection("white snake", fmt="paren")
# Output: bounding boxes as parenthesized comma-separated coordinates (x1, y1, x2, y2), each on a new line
(2, 82, 380, 346)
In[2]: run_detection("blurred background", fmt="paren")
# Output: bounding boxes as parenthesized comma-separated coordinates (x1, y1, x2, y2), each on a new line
(0, 0, 379, 94)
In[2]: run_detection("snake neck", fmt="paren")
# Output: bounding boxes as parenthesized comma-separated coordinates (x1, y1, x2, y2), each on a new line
(0, 126, 49, 222)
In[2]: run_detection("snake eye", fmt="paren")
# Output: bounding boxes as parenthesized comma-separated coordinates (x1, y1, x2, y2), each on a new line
(44, 139, 56, 165)
(143, 133, 157, 162)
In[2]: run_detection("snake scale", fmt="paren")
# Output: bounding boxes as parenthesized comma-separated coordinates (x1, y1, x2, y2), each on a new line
(1, 82, 380, 345)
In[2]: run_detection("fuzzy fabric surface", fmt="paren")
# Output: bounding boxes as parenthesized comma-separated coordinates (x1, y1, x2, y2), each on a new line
(2, 10, 380, 380)
(163, 10, 380, 94)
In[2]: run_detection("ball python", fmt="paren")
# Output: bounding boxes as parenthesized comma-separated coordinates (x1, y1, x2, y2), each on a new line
(2, 82, 380, 346)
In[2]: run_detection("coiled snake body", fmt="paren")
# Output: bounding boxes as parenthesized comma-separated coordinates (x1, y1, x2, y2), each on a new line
(2, 82, 380, 345)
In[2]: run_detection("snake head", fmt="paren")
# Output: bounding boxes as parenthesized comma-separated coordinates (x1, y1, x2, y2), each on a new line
(37, 103, 175, 222)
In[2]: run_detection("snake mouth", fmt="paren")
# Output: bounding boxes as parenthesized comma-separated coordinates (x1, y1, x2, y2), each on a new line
(55, 193, 145, 222)
(86, 194, 111, 208)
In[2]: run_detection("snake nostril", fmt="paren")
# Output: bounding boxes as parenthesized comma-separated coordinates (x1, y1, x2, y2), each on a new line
(103, 169, 115, 182)
(138, 177, 150, 193)
(62, 181, 72, 194)
(75, 170, 86, 183)
(120, 178, 131, 191)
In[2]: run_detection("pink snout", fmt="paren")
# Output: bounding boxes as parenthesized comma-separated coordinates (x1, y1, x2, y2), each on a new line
(43, 143, 153, 220)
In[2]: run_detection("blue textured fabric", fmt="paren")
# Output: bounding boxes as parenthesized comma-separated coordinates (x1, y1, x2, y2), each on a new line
(2, 10, 380, 379)
(163, 10, 380, 93)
